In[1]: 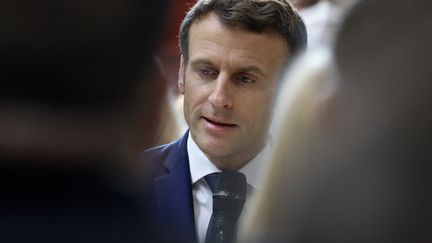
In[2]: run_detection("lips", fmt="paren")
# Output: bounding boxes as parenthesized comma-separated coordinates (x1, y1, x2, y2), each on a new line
(203, 117, 237, 127)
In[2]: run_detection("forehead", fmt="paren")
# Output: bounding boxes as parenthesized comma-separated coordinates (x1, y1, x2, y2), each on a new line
(187, 13, 290, 66)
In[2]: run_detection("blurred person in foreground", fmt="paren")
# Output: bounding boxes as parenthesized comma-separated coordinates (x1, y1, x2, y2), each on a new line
(0, 0, 170, 242)
(140, 0, 307, 242)
(239, 0, 432, 242)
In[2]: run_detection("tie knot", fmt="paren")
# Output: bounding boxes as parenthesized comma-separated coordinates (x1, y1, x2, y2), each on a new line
(205, 171, 247, 200)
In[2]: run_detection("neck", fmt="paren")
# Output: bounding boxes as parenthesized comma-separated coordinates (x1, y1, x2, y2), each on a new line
(206, 139, 268, 171)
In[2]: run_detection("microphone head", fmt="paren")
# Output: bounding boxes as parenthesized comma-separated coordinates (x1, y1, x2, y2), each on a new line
(214, 171, 247, 197)
(213, 171, 247, 216)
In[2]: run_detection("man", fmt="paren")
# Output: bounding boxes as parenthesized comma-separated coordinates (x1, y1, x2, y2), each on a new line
(0, 0, 170, 242)
(142, 0, 306, 242)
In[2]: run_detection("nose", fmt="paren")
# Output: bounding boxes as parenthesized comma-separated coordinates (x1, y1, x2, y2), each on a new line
(208, 73, 233, 109)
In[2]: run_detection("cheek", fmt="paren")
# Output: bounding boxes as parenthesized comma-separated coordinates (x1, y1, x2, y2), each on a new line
(182, 95, 193, 121)
(244, 93, 274, 126)
(183, 85, 207, 122)
(184, 81, 210, 110)
(183, 88, 199, 112)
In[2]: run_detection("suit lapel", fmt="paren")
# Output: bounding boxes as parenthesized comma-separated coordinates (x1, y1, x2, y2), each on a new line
(153, 132, 197, 243)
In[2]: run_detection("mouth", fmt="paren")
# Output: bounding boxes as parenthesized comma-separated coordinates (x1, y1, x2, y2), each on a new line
(203, 117, 237, 128)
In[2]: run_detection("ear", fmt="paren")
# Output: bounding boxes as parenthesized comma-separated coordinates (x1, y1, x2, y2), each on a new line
(178, 56, 186, 95)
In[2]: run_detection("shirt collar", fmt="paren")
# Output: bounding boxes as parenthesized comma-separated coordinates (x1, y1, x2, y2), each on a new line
(187, 131, 271, 190)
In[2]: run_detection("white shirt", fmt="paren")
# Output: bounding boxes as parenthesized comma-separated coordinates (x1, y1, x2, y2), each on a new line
(187, 132, 270, 243)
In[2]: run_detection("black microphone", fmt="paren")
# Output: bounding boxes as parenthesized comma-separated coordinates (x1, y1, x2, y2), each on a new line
(205, 171, 247, 243)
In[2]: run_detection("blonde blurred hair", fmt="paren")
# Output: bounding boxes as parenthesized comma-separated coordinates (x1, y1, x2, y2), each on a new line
(239, 48, 337, 242)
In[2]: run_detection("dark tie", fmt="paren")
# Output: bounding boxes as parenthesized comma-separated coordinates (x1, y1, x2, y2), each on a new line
(204, 171, 247, 243)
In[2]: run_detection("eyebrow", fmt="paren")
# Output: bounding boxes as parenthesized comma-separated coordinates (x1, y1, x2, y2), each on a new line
(189, 58, 215, 68)
(189, 58, 268, 77)
(238, 66, 268, 78)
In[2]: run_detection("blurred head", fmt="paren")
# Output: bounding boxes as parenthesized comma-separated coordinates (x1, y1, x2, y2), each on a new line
(178, 0, 307, 170)
(1, 0, 168, 107)
(0, 1, 171, 240)
(0, 0, 170, 159)
(237, 47, 338, 243)
(326, 1, 432, 240)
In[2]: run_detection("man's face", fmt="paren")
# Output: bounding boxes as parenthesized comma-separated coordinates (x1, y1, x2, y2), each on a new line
(179, 13, 290, 170)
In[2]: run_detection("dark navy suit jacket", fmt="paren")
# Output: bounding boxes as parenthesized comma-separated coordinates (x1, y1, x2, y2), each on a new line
(141, 132, 197, 243)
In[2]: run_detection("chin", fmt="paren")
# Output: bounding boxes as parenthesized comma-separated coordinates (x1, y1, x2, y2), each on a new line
(202, 145, 231, 158)
(198, 135, 228, 150)
(201, 143, 233, 158)
(212, 162, 234, 171)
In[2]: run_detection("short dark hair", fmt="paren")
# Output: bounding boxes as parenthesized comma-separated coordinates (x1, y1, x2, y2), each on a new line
(179, 0, 307, 60)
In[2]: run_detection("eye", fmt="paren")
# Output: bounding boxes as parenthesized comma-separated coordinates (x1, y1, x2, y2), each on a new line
(236, 74, 255, 84)
(197, 67, 217, 79)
